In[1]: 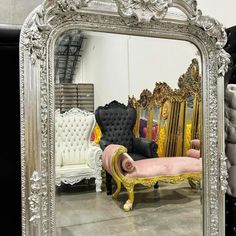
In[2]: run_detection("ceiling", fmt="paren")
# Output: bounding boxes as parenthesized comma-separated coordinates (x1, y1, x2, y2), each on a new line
(55, 30, 84, 84)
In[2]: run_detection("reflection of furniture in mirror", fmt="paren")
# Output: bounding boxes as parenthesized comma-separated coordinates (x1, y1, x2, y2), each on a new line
(129, 82, 180, 157)
(102, 144, 202, 211)
(129, 59, 202, 157)
(95, 100, 158, 195)
(139, 89, 152, 139)
(152, 82, 176, 157)
(55, 108, 102, 192)
(91, 123, 102, 144)
(176, 58, 202, 156)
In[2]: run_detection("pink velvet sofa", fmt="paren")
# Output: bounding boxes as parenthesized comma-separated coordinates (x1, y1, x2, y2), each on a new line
(102, 144, 202, 211)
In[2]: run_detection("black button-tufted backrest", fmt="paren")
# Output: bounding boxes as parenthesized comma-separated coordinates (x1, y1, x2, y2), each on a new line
(95, 100, 136, 152)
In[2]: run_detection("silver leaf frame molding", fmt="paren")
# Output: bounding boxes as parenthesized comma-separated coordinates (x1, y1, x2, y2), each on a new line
(20, 0, 230, 235)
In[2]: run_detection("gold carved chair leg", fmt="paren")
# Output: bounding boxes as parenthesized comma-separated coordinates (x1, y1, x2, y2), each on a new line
(123, 182, 135, 212)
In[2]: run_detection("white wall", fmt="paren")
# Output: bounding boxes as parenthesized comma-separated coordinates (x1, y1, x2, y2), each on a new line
(0, 0, 42, 26)
(128, 36, 201, 98)
(75, 33, 129, 108)
(74, 32, 201, 108)
(197, 0, 236, 28)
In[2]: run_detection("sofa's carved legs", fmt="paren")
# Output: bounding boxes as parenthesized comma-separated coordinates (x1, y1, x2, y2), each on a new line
(123, 183, 134, 211)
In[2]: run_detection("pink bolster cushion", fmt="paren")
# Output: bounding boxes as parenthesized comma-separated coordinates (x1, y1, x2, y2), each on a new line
(186, 149, 200, 159)
(121, 153, 135, 172)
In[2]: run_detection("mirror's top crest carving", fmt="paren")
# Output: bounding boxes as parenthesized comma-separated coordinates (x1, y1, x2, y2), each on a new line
(116, 0, 169, 23)
(21, 0, 230, 79)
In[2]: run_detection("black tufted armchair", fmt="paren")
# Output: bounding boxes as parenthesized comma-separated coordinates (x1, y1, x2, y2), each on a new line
(95, 100, 158, 195)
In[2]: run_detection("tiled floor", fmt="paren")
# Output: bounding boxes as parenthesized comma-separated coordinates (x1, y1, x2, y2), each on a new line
(56, 181, 202, 236)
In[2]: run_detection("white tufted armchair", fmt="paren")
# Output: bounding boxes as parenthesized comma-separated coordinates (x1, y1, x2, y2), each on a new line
(55, 108, 102, 192)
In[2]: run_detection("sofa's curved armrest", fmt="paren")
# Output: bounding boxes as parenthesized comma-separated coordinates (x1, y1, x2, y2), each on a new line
(86, 145, 102, 170)
(102, 144, 128, 180)
(133, 137, 158, 158)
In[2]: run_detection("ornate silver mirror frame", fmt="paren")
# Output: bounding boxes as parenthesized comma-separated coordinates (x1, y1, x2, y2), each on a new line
(20, 0, 231, 235)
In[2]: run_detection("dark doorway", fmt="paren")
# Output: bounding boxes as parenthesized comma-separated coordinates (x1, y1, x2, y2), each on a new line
(0, 28, 21, 236)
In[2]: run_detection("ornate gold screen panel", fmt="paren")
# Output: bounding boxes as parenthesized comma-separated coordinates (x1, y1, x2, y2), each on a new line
(129, 58, 201, 157)
(152, 82, 179, 157)
(177, 58, 201, 155)
(128, 89, 153, 140)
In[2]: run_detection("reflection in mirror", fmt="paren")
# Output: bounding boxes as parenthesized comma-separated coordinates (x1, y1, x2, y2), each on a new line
(158, 99, 172, 156)
(184, 95, 195, 152)
(139, 107, 148, 138)
(139, 89, 152, 139)
(152, 104, 161, 142)
(54, 29, 202, 235)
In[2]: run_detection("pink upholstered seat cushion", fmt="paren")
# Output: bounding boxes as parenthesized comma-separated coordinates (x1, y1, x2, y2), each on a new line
(102, 144, 202, 179)
(125, 157, 202, 178)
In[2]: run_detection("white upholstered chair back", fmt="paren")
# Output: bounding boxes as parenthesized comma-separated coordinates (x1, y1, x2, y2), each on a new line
(55, 108, 95, 166)
(55, 108, 102, 191)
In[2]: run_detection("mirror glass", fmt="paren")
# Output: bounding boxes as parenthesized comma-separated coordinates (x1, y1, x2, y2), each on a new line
(54, 29, 202, 235)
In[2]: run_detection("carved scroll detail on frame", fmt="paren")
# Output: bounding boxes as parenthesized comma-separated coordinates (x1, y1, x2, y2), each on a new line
(28, 171, 41, 225)
(22, 0, 89, 64)
(57, 0, 90, 12)
(220, 152, 229, 193)
(115, 0, 169, 23)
